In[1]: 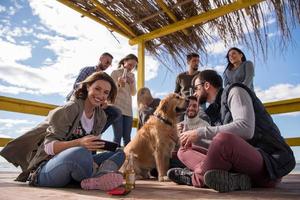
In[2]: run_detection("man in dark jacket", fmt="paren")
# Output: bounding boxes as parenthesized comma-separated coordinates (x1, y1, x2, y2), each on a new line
(167, 70, 295, 192)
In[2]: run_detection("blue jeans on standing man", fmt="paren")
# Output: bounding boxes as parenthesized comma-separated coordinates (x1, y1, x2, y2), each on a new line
(35, 147, 125, 187)
(102, 105, 121, 133)
(112, 115, 133, 146)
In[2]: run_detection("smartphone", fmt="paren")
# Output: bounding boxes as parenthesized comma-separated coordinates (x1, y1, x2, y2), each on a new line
(96, 139, 119, 151)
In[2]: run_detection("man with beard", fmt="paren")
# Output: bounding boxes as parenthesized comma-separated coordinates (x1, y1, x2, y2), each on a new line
(174, 53, 201, 121)
(177, 96, 210, 148)
(67, 52, 114, 100)
(66, 52, 121, 134)
(167, 70, 295, 193)
(174, 53, 200, 97)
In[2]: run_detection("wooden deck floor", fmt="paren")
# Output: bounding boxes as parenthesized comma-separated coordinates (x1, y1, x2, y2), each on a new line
(0, 172, 299, 200)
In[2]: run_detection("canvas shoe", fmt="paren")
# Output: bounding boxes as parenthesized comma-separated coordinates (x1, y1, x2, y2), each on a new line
(92, 160, 119, 177)
(167, 168, 193, 186)
(81, 172, 123, 191)
(204, 169, 252, 193)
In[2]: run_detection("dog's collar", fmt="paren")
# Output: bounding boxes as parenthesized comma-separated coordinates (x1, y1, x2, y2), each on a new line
(154, 114, 173, 126)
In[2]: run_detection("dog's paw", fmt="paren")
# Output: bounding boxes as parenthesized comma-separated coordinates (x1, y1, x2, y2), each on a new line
(158, 176, 170, 182)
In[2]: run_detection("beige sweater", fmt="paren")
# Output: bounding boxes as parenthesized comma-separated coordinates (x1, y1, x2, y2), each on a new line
(111, 68, 136, 117)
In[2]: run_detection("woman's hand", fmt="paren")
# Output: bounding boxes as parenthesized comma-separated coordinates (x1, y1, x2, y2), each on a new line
(179, 130, 199, 148)
(117, 77, 126, 87)
(126, 75, 134, 84)
(78, 135, 105, 151)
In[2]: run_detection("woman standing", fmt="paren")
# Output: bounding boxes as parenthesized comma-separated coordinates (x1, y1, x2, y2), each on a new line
(223, 47, 255, 91)
(111, 54, 138, 146)
(0, 72, 125, 191)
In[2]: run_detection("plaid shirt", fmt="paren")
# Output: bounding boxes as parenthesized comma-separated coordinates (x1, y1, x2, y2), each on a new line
(66, 66, 97, 100)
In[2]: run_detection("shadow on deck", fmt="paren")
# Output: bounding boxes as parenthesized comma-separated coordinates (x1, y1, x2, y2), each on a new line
(0, 172, 299, 200)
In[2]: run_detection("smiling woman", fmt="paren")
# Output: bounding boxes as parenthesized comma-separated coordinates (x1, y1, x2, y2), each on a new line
(223, 47, 254, 91)
(111, 54, 138, 146)
(0, 71, 126, 191)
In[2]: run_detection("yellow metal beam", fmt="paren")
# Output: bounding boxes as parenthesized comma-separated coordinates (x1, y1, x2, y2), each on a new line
(155, 0, 189, 35)
(129, 0, 265, 45)
(0, 96, 57, 116)
(0, 138, 12, 147)
(137, 42, 145, 89)
(57, 0, 130, 39)
(0, 95, 300, 147)
(264, 98, 300, 115)
(0, 95, 138, 129)
(285, 137, 300, 147)
(90, 0, 136, 37)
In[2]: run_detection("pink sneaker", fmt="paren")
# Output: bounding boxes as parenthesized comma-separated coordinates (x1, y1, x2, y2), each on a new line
(81, 172, 123, 191)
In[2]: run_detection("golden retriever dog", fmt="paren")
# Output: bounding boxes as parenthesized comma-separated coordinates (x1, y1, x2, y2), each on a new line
(124, 93, 188, 181)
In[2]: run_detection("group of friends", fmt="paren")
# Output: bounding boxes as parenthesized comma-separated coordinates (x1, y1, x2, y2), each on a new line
(0, 48, 296, 193)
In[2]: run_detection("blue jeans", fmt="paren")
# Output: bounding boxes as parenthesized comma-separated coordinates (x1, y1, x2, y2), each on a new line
(112, 115, 133, 146)
(35, 147, 125, 187)
(102, 106, 121, 133)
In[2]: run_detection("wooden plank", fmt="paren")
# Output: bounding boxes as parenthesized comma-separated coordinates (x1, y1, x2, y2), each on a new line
(0, 172, 299, 200)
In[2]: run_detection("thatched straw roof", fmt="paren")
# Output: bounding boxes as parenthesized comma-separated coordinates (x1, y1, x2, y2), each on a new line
(58, 0, 300, 69)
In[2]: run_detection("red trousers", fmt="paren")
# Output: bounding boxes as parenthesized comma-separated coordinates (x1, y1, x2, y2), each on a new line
(178, 132, 280, 187)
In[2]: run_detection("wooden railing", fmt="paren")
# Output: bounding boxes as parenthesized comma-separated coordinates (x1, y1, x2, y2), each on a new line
(0, 95, 299, 147)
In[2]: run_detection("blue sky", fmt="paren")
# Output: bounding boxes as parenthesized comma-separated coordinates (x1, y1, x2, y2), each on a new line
(0, 0, 300, 162)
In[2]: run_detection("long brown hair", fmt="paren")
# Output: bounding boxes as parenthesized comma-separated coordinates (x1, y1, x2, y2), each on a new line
(137, 87, 153, 109)
(75, 71, 117, 103)
(118, 54, 138, 69)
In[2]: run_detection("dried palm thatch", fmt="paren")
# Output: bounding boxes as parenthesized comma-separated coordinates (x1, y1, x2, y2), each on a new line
(58, 0, 300, 70)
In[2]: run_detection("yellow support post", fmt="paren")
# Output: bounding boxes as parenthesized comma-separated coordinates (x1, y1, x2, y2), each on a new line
(129, 0, 265, 45)
(137, 41, 145, 90)
(57, 0, 129, 39)
(155, 0, 189, 35)
(90, 0, 136, 37)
